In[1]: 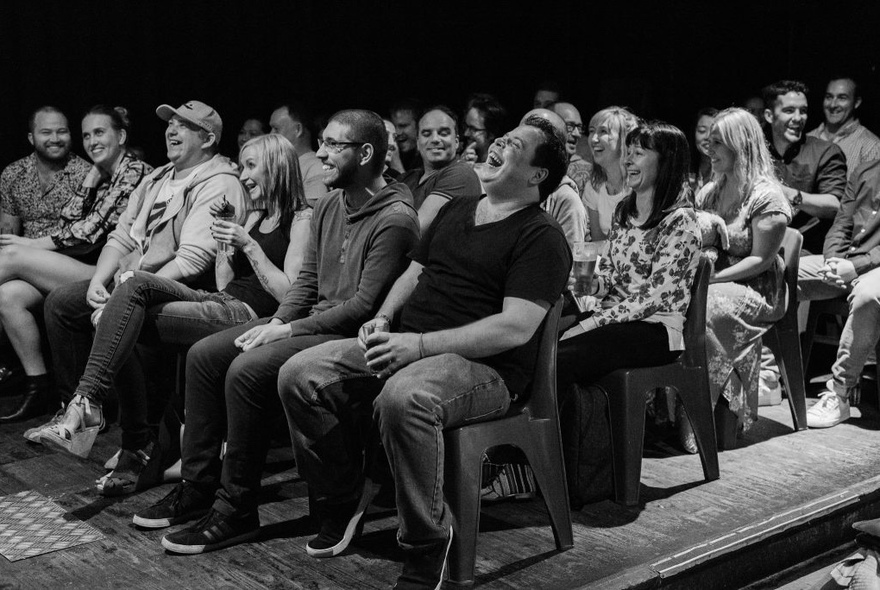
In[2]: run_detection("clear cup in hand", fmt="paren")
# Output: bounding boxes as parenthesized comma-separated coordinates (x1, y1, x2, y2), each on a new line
(363, 318, 390, 376)
(572, 241, 601, 297)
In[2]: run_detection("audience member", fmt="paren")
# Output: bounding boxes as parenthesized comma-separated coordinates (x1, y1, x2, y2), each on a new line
(0, 106, 90, 239)
(279, 115, 570, 588)
(0, 106, 152, 423)
(553, 102, 592, 195)
(399, 106, 482, 232)
(133, 110, 419, 556)
(743, 95, 764, 121)
(688, 107, 790, 448)
(60, 134, 309, 495)
(691, 107, 718, 192)
(390, 99, 423, 172)
(383, 119, 405, 178)
(461, 92, 507, 165)
(798, 158, 880, 428)
(269, 101, 328, 206)
(762, 79, 846, 254)
(40, 100, 248, 455)
(533, 80, 562, 109)
(521, 108, 587, 247)
(808, 77, 880, 178)
(236, 117, 267, 151)
(557, 121, 699, 394)
(582, 106, 640, 241)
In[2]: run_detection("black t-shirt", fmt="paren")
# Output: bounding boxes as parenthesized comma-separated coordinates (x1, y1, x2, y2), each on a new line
(223, 218, 290, 317)
(399, 195, 571, 398)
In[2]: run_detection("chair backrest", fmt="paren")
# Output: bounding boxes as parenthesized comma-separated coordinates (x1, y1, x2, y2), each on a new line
(522, 296, 564, 421)
(680, 254, 713, 368)
(779, 227, 803, 316)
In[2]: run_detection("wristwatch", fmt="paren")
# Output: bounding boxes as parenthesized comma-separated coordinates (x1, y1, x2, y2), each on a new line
(791, 190, 803, 209)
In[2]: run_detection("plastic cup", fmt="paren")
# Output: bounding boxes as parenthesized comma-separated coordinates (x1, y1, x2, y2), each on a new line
(363, 319, 390, 375)
(215, 213, 235, 253)
(572, 241, 602, 297)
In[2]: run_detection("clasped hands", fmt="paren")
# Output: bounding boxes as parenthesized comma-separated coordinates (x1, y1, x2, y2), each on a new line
(819, 257, 857, 288)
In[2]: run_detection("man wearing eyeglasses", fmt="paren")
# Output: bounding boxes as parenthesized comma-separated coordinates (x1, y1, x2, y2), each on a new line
(553, 102, 592, 196)
(462, 93, 508, 165)
(399, 106, 482, 232)
(280, 116, 571, 589)
(137, 110, 420, 556)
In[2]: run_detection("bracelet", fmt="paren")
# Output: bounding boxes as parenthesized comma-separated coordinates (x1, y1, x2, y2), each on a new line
(376, 312, 392, 325)
(418, 333, 426, 359)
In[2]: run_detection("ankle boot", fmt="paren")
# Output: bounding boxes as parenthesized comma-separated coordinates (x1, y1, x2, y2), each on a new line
(0, 374, 52, 423)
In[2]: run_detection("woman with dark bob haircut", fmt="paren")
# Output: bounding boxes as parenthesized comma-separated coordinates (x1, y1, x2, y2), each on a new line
(557, 121, 701, 389)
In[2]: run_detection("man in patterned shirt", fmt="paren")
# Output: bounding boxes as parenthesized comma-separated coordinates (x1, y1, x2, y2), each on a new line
(0, 106, 90, 239)
(808, 77, 880, 178)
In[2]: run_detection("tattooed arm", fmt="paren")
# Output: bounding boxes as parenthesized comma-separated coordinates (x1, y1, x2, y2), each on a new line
(240, 209, 312, 302)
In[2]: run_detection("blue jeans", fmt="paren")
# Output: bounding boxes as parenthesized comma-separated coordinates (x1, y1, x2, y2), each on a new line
(52, 272, 256, 450)
(279, 338, 511, 551)
(180, 320, 345, 516)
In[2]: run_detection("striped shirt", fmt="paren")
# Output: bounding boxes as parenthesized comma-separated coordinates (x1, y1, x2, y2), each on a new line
(808, 119, 880, 178)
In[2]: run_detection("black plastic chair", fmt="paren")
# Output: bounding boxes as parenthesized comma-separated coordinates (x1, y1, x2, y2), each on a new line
(443, 297, 572, 586)
(763, 227, 808, 429)
(594, 254, 719, 507)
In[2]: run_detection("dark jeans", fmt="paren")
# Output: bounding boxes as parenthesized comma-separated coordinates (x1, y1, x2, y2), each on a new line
(69, 272, 255, 450)
(557, 320, 681, 390)
(279, 338, 511, 552)
(179, 319, 343, 516)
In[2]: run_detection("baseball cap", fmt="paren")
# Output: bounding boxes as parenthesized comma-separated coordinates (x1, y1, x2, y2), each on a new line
(156, 100, 223, 143)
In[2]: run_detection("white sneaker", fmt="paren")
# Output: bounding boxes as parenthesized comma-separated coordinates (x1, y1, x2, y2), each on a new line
(806, 391, 850, 428)
(758, 371, 783, 406)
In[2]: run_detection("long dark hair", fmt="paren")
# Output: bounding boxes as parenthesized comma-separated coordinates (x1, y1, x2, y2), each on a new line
(614, 121, 693, 231)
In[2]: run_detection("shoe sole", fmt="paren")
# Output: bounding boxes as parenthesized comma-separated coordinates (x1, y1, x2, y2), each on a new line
(307, 479, 377, 558)
(133, 508, 210, 530)
(160, 527, 259, 555)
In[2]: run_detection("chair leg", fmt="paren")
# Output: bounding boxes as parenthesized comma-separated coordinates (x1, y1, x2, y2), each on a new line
(443, 436, 484, 587)
(801, 302, 821, 377)
(601, 384, 647, 507)
(767, 320, 808, 431)
(677, 381, 719, 482)
(520, 425, 574, 550)
(714, 399, 738, 450)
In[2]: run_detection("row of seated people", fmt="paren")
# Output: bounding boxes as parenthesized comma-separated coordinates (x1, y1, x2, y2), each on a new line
(0, 77, 875, 587)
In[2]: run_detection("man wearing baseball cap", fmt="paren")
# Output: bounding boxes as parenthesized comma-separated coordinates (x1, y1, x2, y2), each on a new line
(39, 100, 248, 442)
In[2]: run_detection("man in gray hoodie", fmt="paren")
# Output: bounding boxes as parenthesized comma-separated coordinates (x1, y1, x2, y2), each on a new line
(133, 110, 420, 556)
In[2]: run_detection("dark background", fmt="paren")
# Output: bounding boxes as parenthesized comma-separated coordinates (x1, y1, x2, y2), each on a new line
(2, 0, 879, 168)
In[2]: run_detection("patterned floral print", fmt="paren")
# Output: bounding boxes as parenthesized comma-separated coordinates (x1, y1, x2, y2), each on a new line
(591, 206, 701, 350)
(696, 180, 791, 431)
(51, 152, 152, 249)
(0, 153, 91, 239)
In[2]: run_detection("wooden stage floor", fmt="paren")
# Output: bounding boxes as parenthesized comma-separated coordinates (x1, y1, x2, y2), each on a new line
(2, 390, 880, 589)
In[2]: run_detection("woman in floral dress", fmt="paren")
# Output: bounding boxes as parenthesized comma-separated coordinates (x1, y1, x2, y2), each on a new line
(693, 107, 790, 437)
(557, 121, 701, 387)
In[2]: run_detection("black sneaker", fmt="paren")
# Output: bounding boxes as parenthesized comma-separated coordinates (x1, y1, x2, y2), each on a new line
(307, 478, 377, 558)
(161, 508, 259, 555)
(132, 482, 213, 529)
(394, 527, 453, 590)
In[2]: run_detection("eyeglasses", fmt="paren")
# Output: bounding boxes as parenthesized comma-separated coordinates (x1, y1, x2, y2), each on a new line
(565, 122, 585, 134)
(464, 125, 487, 135)
(319, 139, 365, 154)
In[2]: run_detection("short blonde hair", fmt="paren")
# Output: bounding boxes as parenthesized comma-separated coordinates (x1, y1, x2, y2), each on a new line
(588, 106, 639, 189)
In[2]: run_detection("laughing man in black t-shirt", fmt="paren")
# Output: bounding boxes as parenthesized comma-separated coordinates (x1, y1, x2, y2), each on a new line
(279, 116, 571, 589)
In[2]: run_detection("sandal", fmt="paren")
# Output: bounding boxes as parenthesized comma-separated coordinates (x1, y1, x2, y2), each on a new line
(39, 395, 104, 458)
(96, 440, 163, 497)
